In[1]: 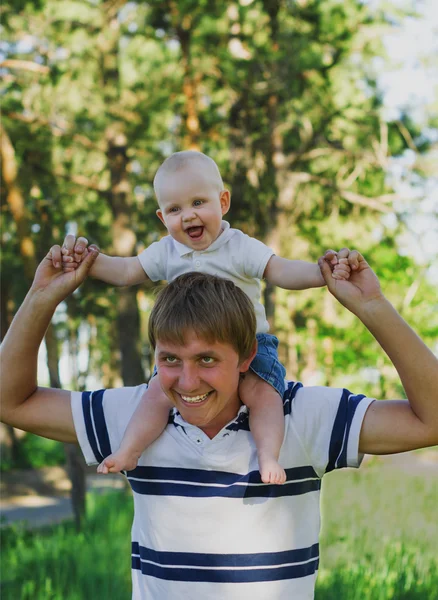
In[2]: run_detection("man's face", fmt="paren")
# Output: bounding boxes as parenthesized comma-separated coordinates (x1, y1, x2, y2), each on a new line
(155, 163, 230, 251)
(155, 333, 255, 438)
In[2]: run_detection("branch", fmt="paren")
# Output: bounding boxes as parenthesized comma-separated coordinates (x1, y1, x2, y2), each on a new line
(4, 112, 106, 152)
(30, 159, 109, 196)
(107, 106, 142, 125)
(0, 59, 50, 75)
(396, 120, 418, 153)
(53, 170, 109, 195)
(291, 172, 396, 213)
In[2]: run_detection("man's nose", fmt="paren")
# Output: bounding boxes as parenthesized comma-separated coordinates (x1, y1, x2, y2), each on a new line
(179, 364, 200, 391)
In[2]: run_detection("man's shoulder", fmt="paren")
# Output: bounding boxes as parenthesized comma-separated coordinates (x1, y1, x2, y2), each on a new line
(283, 381, 344, 410)
(73, 384, 147, 407)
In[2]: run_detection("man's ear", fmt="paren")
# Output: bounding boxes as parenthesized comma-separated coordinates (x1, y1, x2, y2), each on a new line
(220, 190, 231, 216)
(156, 209, 166, 227)
(239, 340, 258, 373)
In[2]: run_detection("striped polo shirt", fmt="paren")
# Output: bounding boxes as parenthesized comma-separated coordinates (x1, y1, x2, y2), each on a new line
(71, 381, 373, 599)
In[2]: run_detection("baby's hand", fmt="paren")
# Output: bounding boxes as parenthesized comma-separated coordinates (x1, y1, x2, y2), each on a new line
(332, 257, 350, 280)
(60, 235, 89, 272)
(322, 249, 351, 280)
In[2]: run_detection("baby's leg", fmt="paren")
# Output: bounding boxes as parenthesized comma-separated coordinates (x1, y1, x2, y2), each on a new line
(97, 376, 172, 474)
(240, 372, 286, 484)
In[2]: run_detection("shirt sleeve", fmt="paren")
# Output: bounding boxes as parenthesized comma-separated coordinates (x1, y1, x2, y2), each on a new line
(137, 238, 169, 281)
(288, 384, 375, 478)
(239, 234, 275, 280)
(71, 384, 147, 465)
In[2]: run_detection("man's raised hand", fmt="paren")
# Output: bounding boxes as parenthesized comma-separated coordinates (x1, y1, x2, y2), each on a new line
(318, 248, 384, 316)
(34, 243, 99, 306)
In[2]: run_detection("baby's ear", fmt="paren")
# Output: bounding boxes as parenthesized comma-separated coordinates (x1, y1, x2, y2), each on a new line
(220, 190, 231, 215)
(156, 209, 166, 227)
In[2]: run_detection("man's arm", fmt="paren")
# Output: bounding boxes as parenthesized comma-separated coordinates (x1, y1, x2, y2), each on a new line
(319, 251, 438, 454)
(0, 246, 99, 443)
(264, 251, 350, 290)
(61, 235, 148, 287)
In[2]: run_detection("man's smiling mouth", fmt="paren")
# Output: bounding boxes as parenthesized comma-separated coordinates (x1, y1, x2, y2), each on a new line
(180, 392, 211, 404)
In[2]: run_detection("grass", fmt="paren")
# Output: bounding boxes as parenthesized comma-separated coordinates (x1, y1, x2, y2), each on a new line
(1, 456, 437, 599)
(317, 458, 438, 599)
(1, 491, 133, 600)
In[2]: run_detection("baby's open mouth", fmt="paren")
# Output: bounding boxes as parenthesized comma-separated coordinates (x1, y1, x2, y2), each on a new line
(186, 226, 204, 239)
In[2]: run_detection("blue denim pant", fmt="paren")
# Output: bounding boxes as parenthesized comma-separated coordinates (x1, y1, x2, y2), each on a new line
(249, 333, 286, 397)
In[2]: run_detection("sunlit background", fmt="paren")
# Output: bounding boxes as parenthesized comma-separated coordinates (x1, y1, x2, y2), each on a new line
(1, 0, 437, 598)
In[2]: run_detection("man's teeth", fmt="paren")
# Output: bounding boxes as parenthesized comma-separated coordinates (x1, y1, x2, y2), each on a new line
(181, 392, 209, 404)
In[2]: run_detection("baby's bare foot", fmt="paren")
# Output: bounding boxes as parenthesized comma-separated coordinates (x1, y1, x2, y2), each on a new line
(97, 450, 139, 474)
(259, 456, 286, 485)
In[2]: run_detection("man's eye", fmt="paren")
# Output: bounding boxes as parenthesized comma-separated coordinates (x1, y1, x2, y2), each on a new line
(200, 357, 214, 365)
(193, 199, 204, 207)
(165, 356, 178, 363)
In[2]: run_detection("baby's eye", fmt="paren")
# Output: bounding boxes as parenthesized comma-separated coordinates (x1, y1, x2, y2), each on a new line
(168, 206, 180, 213)
(193, 199, 204, 207)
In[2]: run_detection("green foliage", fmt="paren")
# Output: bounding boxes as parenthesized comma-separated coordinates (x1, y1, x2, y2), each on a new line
(1, 0, 436, 403)
(1, 436, 65, 472)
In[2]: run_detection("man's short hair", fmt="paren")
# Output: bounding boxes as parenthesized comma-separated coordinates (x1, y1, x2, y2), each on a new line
(148, 272, 256, 363)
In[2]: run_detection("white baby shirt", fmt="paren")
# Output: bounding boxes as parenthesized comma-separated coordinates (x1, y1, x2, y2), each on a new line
(138, 221, 274, 333)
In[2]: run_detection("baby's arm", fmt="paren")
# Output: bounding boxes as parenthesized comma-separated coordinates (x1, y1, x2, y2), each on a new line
(264, 250, 350, 290)
(88, 253, 148, 286)
(97, 377, 173, 474)
(61, 235, 148, 286)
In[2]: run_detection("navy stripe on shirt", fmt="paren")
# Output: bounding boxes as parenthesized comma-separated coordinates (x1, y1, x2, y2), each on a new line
(326, 388, 365, 473)
(82, 391, 103, 463)
(131, 542, 319, 582)
(126, 465, 320, 498)
(90, 389, 112, 459)
(283, 382, 303, 415)
(132, 542, 319, 567)
(128, 465, 318, 484)
(82, 390, 111, 463)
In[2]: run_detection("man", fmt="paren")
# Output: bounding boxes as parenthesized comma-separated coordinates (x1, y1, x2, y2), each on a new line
(1, 244, 437, 600)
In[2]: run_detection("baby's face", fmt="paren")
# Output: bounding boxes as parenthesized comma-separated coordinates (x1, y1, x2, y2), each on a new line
(156, 163, 230, 251)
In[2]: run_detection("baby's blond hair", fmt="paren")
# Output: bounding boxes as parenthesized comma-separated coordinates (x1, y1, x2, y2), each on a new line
(153, 151, 224, 196)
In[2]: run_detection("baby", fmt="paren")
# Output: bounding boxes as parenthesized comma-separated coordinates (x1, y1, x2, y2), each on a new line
(63, 151, 349, 484)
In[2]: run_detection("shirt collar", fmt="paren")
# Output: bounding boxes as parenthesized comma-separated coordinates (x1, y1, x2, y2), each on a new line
(172, 221, 233, 257)
(171, 404, 248, 436)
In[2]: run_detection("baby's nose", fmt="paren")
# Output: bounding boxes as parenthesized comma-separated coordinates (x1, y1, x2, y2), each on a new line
(182, 209, 196, 221)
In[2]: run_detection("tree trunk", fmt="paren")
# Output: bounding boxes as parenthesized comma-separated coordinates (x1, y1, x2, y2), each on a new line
(1, 124, 37, 280)
(106, 129, 145, 385)
(46, 322, 87, 530)
(301, 318, 318, 384)
(177, 21, 200, 150)
(2, 122, 87, 526)
(99, 12, 145, 387)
